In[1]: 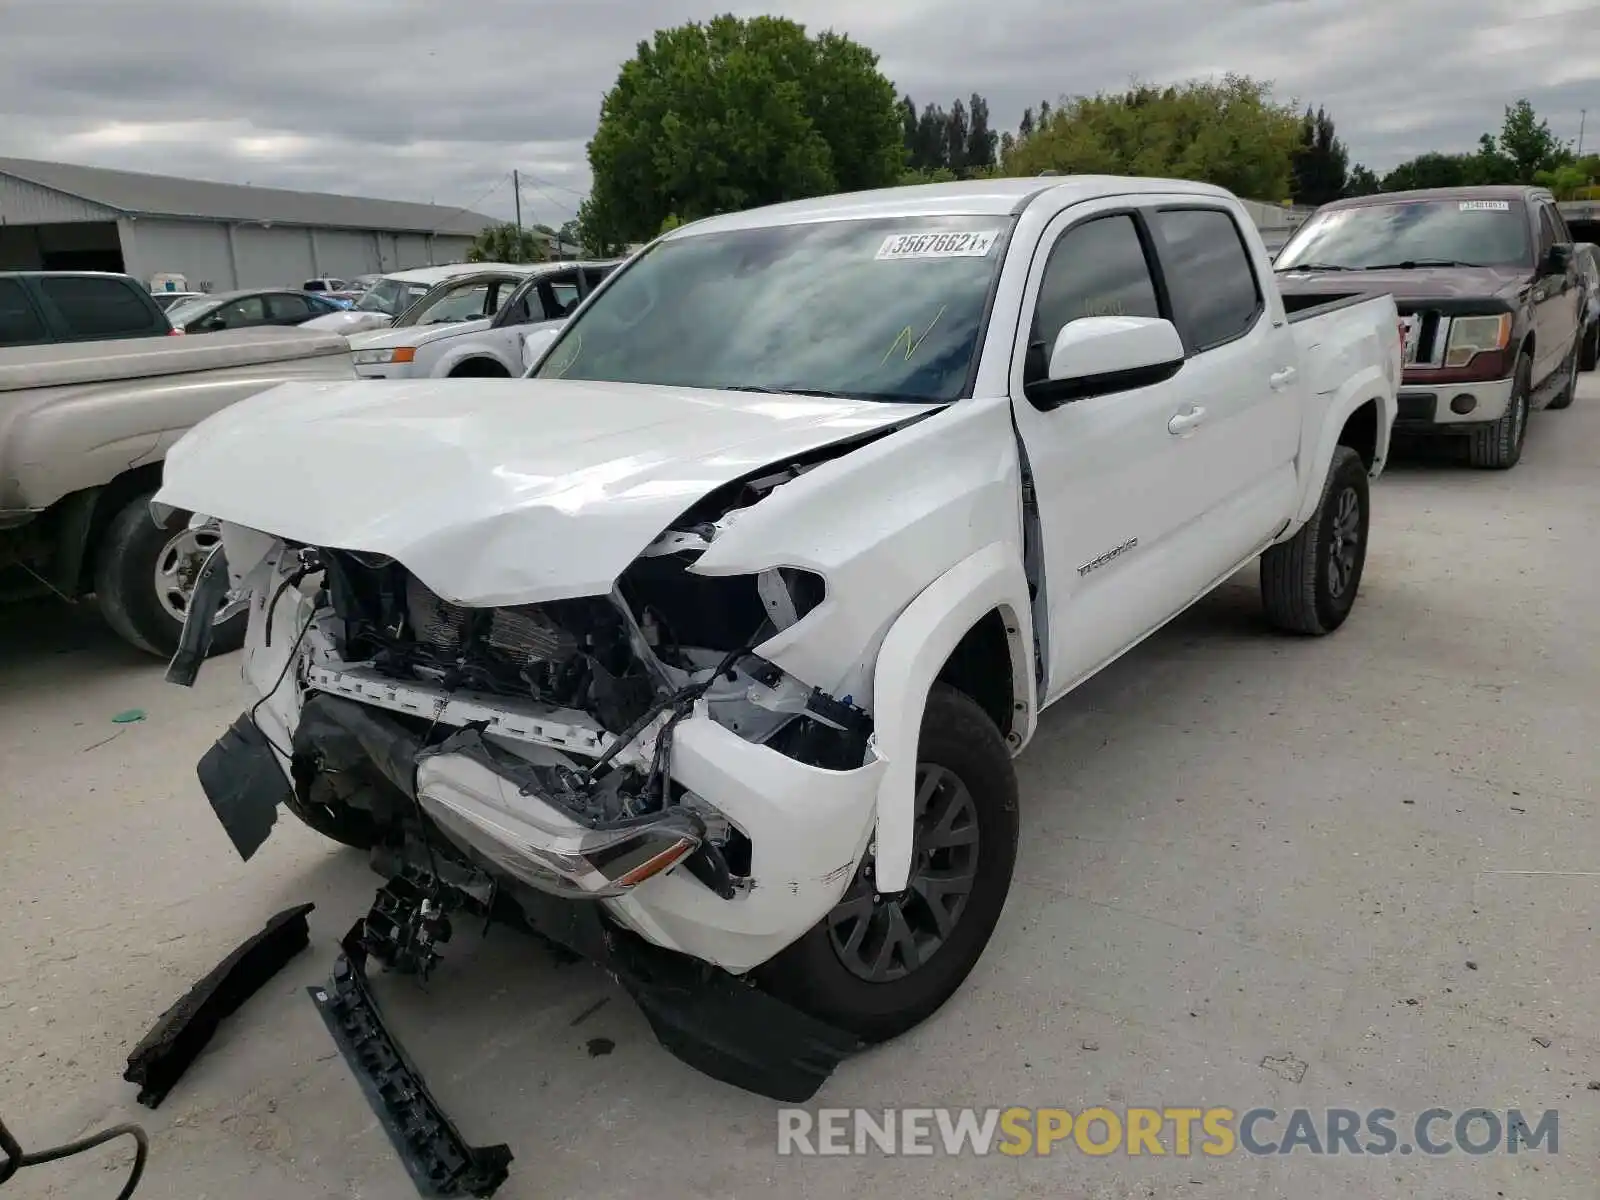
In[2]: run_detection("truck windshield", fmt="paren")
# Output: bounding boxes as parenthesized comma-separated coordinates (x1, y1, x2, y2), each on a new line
(1275, 199, 1531, 270)
(532, 216, 1013, 402)
(355, 278, 430, 315)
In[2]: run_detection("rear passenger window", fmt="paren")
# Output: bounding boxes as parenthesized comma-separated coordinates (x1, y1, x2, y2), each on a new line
(0, 279, 47, 347)
(38, 276, 161, 339)
(1153, 209, 1262, 351)
(1027, 214, 1160, 382)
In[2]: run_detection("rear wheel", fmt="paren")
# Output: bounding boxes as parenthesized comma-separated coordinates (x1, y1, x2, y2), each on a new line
(758, 685, 1019, 1042)
(94, 492, 247, 658)
(1260, 445, 1370, 636)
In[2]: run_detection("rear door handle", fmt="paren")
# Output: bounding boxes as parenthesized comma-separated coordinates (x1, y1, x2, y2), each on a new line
(1168, 405, 1207, 436)
(1270, 367, 1298, 390)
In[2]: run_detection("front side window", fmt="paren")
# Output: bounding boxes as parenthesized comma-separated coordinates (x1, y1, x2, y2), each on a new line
(1275, 199, 1533, 271)
(209, 295, 267, 327)
(1027, 214, 1161, 382)
(534, 216, 1011, 403)
(38, 276, 161, 339)
(1154, 208, 1262, 351)
(267, 293, 313, 320)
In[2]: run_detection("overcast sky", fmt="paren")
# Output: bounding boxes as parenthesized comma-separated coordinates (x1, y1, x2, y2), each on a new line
(1, 0, 1595, 224)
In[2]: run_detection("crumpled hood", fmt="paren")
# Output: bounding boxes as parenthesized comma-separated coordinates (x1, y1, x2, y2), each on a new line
(348, 317, 493, 351)
(156, 378, 935, 606)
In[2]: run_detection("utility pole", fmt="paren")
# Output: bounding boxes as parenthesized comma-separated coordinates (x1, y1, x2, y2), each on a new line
(512, 169, 522, 262)
(1578, 110, 1587, 159)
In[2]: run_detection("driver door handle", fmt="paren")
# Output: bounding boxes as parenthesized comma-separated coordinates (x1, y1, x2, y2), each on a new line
(1168, 405, 1207, 436)
(1270, 367, 1298, 390)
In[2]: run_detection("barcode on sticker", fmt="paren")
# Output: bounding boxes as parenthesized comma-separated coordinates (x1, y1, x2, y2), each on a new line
(1459, 200, 1510, 211)
(876, 230, 1000, 260)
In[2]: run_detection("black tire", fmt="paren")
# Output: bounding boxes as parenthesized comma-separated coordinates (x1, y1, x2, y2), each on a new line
(1580, 322, 1598, 373)
(448, 358, 511, 377)
(93, 491, 247, 659)
(1545, 339, 1581, 410)
(1260, 444, 1370, 636)
(757, 684, 1019, 1043)
(1467, 351, 1532, 467)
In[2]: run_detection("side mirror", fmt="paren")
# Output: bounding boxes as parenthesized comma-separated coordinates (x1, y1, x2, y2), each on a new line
(521, 327, 560, 371)
(1030, 316, 1186, 406)
(1543, 243, 1572, 277)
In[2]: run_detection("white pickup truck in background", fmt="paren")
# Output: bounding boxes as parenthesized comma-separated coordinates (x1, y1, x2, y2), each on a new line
(158, 176, 1399, 1100)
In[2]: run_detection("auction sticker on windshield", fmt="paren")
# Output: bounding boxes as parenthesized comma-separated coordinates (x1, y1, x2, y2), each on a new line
(1459, 200, 1510, 211)
(876, 230, 1001, 260)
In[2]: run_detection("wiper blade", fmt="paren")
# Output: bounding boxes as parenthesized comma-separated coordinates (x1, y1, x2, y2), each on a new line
(1274, 262, 1353, 272)
(1359, 259, 1488, 269)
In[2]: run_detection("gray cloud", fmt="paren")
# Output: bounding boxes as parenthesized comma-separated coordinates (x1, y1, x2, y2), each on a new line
(1, 0, 1595, 222)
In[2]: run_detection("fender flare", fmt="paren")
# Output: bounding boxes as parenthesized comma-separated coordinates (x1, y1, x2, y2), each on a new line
(868, 541, 1035, 893)
(1293, 369, 1393, 528)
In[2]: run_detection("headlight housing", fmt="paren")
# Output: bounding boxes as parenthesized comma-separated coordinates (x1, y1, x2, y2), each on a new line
(351, 347, 415, 365)
(1442, 314, 1511, 369)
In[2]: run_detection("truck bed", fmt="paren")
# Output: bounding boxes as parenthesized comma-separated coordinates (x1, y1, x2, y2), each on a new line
(0, 327, 353, 394)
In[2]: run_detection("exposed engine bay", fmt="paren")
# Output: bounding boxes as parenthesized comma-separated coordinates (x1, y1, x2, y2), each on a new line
(264, 455, 873, 910)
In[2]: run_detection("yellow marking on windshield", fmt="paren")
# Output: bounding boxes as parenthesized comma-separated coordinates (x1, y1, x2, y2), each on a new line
(881, 305, 947, 366)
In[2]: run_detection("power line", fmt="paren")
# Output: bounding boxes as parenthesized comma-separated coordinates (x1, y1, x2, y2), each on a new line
(427, 172, 513, 235)
(514, 167, 589, 201)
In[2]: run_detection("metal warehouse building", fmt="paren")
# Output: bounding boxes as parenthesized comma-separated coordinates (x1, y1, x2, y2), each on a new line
(0, 156, 497, 291)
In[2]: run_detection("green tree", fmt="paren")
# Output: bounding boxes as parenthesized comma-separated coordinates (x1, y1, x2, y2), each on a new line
(466, 222, 548, 264)
(966, 93, 997, 172)
(1002, 76, 1302, 201)
(1290, 106, 1348, 206)
(584, 15, 904, 242)
(1343, 163, 1381, 197)
(1497, 98, 1568, 183)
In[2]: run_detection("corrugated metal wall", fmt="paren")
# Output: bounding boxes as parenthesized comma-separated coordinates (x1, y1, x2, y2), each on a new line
(0, 173, 118, 223)
(120, 218, 235, 291)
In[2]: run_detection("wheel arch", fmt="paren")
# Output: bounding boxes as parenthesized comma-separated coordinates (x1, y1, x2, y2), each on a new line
(445, 354, 512, 378)
(69, 464, 168, 596)
(868, 542, 1035, 893)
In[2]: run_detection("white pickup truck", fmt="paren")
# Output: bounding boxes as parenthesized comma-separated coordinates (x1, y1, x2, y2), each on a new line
(158, 177, 1399, 1100)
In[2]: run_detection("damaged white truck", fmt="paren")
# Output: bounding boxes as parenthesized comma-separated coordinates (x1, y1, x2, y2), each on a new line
(158, 177, 1400, 1103)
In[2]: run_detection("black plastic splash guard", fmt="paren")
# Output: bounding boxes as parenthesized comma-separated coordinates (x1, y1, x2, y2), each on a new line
(309, 922, 512, 1198)
(124, 902, 314, 1108)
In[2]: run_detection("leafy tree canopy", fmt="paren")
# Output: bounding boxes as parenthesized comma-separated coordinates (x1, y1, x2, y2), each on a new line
(583, 15, 904, 244)
(467, 222, 548, 264)
(1002, 76, 1303, 202)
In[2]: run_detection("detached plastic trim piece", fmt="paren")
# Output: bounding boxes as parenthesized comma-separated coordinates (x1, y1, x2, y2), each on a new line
(123, 903, 314, 1109)
(309, 922, 512, 1198)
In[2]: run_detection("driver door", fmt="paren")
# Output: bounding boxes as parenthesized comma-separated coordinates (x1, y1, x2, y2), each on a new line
(1007, 203, 1218, 701)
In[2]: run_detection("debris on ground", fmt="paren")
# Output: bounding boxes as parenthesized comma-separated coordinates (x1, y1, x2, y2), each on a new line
(123, 903, 314, 1108)
(111, 709, 146, 724)
(1260, 1053, 1308, 1083)
(1532, 1036, 1552, 1049)
(310, 921, 512, 1198)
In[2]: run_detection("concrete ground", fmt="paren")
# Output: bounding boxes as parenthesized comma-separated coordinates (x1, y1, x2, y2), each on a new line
(3, 381, 1598, 1200)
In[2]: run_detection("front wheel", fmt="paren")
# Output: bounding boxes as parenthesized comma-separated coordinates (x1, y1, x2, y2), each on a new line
(94, 492, 247, 658)
(1468, 351, 1532, 467)
(1260, 444, 1370, 636)
(757, 684, 1019, 1043)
